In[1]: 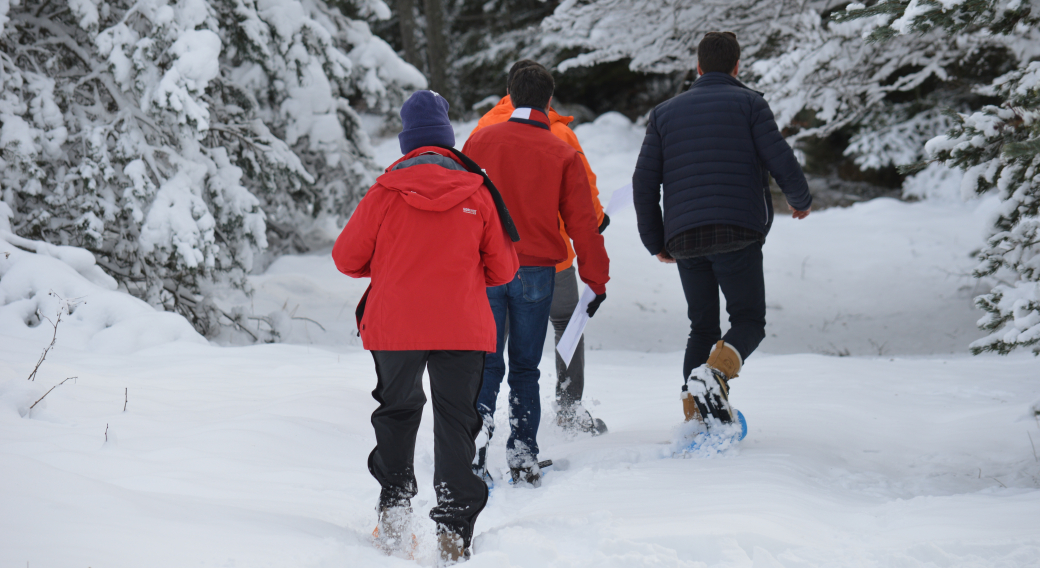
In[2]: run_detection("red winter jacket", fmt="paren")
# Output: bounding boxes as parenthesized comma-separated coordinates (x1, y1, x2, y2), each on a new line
(332, 147, 519, 351)
(462, 108, 609, 294)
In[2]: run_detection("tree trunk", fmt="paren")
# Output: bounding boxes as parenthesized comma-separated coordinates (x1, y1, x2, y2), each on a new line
(422, 0, 450, 103)
(396, 0, 422, 69)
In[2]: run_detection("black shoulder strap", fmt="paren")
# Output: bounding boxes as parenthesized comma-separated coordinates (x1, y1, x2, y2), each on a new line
(433, 145, 521, 243)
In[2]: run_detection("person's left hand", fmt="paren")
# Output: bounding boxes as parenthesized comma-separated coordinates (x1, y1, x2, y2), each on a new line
(656, 250, 676, 264)
(587, 293, 606, 317)
(789, 203, 811, 219)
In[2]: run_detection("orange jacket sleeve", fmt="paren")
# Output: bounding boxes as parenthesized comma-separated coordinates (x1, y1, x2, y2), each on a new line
(553, 124, 604, 224)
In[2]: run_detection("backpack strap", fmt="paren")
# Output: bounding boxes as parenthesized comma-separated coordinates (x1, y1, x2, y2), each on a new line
(433, 145, 521, 243)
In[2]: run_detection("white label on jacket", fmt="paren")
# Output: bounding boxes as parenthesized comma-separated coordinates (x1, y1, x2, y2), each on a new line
(463, 208, 477, 215)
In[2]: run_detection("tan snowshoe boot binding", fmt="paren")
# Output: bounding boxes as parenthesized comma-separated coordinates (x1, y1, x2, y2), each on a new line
(681, 389, 702, 423)
(437, 529, 471, 565)
(705, 340, 742, 380)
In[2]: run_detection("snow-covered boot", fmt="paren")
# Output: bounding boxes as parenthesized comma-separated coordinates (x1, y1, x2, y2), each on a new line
(556, 402, 608, 436)
(682, 341, 740, 424)
(372, 505, 416, 556)
(437, 528, 471, 565)
(509, 462, 542, 487)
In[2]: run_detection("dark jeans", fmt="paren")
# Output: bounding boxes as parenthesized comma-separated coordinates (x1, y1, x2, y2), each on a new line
(550, 266, 583, 409)
(676, 241, 766, 380)
(368, 350, 488, 548)
(478, 266, 555, 468)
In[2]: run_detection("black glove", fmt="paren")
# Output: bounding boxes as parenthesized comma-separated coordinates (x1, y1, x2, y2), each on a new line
(598, 214, 610, 234)
(586, 293, 606, 318)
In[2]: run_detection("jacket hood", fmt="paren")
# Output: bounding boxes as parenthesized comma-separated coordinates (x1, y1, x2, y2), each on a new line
(378, 147, 485, 212)
(488, 96, 574, 127)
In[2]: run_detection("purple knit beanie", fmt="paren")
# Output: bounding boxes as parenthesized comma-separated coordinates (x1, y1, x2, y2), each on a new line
(398, 90, 454, 154)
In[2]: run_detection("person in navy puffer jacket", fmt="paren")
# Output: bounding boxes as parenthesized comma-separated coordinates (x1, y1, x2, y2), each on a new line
(633, 31, 812, 426)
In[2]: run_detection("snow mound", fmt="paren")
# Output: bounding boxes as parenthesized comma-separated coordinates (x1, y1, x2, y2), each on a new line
(0, 203, 205, 356)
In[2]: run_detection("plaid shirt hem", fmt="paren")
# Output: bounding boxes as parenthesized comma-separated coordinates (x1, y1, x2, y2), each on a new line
(666, 224, 764, 259)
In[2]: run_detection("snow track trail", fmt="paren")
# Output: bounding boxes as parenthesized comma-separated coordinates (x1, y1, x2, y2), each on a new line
(1, 336, 1037, 567)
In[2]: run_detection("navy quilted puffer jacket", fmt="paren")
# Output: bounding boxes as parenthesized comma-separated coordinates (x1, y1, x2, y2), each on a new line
(632, 72, 812, 255)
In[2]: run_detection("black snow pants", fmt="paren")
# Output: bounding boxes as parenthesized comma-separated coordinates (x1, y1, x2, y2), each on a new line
(368, 350, 489, 547)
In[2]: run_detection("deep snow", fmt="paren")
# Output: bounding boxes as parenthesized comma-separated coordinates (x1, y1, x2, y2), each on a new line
(1, 112, 1038, 568)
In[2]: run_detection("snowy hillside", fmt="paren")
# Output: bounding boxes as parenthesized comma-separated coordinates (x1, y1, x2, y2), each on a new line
(1, 113, 1038, 567)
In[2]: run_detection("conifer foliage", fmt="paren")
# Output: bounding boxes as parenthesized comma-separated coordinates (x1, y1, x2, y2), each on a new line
(841, 0, 1040, 355)
(0, 0, 424, 339)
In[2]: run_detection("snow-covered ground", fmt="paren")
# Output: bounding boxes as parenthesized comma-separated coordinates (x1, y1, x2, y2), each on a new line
(2, 114, 1038, 567)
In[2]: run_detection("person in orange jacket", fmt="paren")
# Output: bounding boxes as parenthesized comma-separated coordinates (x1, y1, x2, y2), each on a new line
(470, 60, 610, 436)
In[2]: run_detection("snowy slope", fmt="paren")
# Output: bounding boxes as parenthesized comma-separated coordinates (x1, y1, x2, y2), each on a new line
(1, 113, 1038, 568)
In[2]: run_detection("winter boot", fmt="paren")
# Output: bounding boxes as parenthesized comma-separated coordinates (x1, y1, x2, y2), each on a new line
(683, 341, 741, 424)
(509, 462, 542, 487)
(706, 340, 742, 380)
(372, 505, 417, 557)
(437, 528, 471, 565)
(556, 402, 608, 436)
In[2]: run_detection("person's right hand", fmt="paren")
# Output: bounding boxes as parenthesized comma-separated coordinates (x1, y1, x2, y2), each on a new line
(656, 250, 676, 264)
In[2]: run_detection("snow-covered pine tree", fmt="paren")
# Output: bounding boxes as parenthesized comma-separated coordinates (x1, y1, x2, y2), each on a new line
(542, 0, 1018, 170)
(838, 0, 1040, 355)
(0, 0, 423, 339)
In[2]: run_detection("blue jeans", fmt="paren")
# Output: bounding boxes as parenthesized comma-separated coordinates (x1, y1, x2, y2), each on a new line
(478, 266, 555, 468)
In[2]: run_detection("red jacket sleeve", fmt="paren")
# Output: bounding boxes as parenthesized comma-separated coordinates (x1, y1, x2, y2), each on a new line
(332, 185, 388, 278)
(479, 195, 519, 287)
(559, 154, 610, 294)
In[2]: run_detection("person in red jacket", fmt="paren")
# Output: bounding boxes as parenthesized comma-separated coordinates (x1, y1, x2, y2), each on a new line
(471, 60, 610, 436)
(332, 90, 519, 562)
(462, 63, 610, 486)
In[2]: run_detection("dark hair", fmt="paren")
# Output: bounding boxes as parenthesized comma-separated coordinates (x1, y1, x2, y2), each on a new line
(697, 32, 740, 75)
(507, 59, 539, 90)
(508, 64, 554, 109)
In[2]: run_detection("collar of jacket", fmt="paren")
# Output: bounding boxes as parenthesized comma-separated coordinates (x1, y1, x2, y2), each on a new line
(508, 107, 551, 130)
(384, 146, 464, 173)
(485, 96, 574, 127)
(690, 72, 765, 96)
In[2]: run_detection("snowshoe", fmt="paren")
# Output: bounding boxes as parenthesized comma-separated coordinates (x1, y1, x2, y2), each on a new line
(508, 459, 552, 487)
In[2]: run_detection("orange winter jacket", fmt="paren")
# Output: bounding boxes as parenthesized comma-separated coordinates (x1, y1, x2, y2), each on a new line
(472, 96, 604, 272)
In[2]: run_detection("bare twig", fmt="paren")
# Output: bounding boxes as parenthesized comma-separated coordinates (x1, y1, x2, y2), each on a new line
(27, 300, 64, 382)
(123, 388, 128, 412)
(989, 476, 1008, 488)
(292, 316, 326, 332)
(29, 376, 77, 411)
(1029, 432, 1038, 463)
(105, 423, 108, 442)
